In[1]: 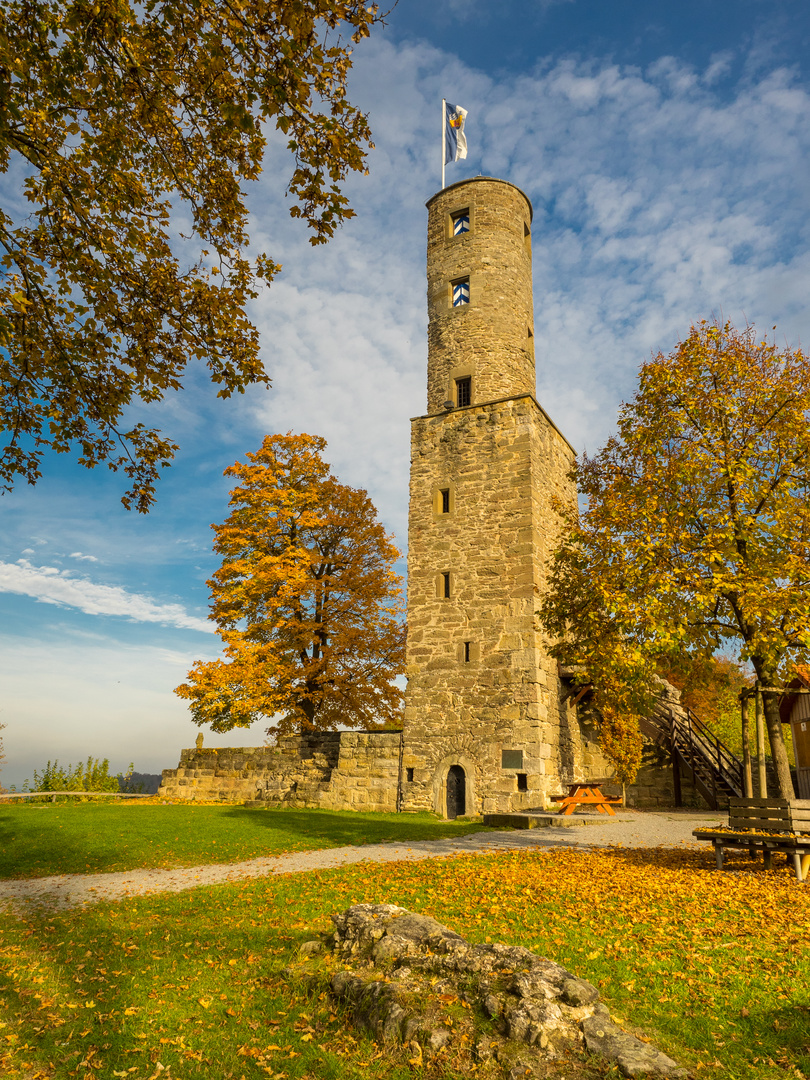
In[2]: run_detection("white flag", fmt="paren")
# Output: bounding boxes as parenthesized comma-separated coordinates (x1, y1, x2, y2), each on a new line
(444, 102, 468, 165)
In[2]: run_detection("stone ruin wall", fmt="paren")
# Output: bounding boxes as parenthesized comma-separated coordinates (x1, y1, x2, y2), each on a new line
(318, 731, 401, 813)
(158, 730, 401, 812)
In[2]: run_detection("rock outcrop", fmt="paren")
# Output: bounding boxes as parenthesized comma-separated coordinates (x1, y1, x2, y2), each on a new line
(304, 904, 687, 1079)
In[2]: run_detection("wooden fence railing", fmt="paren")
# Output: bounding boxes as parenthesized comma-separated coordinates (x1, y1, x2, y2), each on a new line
(0, 791, 153, 801)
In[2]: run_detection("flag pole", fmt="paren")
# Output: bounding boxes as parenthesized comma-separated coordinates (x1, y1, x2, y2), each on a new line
(441, 98, 446, 190)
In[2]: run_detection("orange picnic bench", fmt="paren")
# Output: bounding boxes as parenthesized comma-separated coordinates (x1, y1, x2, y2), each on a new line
(550, 781, 622, 816)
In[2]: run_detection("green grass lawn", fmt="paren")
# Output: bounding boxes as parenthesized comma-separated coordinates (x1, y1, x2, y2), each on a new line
(0, 803, 492, 879)
(1, 845, 808, 1080)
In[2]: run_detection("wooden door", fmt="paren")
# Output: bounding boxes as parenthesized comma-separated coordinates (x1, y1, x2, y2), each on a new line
(446, 765, 466, 819)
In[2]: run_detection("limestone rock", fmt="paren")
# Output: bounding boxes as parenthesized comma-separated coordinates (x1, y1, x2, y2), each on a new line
(324, 904, 688, 1078)
(298, 939, 324, 958)
(582, 1013, 688, 1078)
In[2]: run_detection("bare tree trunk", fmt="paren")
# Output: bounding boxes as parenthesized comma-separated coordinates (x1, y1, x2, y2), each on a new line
(761, 691, 795, 800)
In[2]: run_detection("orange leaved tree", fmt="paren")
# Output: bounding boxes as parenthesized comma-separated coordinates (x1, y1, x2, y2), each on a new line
(0, 0, 378, 510)
(541, 320, 810, 800)
(176, 434, 405, 734)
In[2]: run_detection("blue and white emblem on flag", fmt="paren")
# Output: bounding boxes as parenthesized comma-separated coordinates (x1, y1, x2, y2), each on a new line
(444, 102, 468, 165)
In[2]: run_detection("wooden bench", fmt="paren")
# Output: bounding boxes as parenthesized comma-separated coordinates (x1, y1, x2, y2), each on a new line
(693, 798, 810, 882)
(549, 781, 623, 816)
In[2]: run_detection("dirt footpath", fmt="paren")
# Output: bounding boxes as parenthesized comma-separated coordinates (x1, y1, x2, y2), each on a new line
(0, 809, 723, 912)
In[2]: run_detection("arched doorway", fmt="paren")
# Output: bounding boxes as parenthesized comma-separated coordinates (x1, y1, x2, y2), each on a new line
(446, 765, 466, 819)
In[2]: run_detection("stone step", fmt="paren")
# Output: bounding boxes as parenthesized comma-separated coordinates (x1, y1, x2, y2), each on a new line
(483, 812, 589, 829)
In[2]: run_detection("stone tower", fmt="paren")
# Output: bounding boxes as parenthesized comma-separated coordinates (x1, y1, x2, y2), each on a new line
(401, 177, 579, 818)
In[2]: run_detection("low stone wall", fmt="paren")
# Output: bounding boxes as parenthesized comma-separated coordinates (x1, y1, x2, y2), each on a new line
(158, 734, 340, 804)
(158, 703, 698, 813)
(158, 730, 402, 811)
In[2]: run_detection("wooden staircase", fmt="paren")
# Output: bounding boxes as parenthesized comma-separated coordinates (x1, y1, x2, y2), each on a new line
(640, 706, 744, 810)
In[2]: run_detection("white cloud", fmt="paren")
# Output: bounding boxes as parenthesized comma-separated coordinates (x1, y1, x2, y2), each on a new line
(69, 551, 98, 562)
(702, 51, 735, 86)
(241, 37, 810, 474)
(0, 560, 212, 633)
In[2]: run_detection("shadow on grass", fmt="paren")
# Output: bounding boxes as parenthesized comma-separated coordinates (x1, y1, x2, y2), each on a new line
(0, 808, 116, 879)
(589, 838, 802, 879)
(0, 802, 494, 881)
(220, 805, 490, 848)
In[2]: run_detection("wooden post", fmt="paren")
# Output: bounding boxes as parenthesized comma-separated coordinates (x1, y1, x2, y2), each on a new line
(672, 749, 682, 807)
(755, 682, 768, 798)
(741, 691, 753, 798)
(671, 715, 682, 807)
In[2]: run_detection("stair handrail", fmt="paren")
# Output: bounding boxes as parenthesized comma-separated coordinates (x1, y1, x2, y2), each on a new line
(644, 700, 744, 801)
(679, 706, 744, 795)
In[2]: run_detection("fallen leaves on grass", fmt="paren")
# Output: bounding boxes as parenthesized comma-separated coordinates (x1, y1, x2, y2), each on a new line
(1, 845, 809, 1080)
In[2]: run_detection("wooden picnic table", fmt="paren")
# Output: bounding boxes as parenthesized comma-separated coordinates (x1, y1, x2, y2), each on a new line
(550, 781, 622, 816)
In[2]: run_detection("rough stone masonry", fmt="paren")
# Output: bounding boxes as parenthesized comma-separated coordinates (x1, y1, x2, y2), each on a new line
(401, 177, 603, 818)
(297, 903, 687, 1079)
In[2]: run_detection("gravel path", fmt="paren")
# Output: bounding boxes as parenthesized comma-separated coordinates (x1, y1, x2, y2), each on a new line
(0, 809, 723, 913)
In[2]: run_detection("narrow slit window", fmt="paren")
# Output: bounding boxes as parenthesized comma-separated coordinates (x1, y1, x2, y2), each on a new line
(517, 773, 528, 792)
(441, 488, 450, 514)
(452, 211, 470, 236)
(464, 641, 471, 663)
(406, 767, 415, 782)
(452, 278, 470, 307)
(443, 572, 451, 598)
(456, 376, 471, 408)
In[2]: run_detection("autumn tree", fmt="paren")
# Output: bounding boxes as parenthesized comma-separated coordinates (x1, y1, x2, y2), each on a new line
(541, 320, 810, 800)
(0, 0, 378, 511)
(176, 434, 405, 734)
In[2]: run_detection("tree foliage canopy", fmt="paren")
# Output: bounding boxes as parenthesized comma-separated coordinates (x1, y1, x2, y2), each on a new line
(0, 0, 377, 510)
(541, 321, 810, 797)
(176, 433, 406, 733)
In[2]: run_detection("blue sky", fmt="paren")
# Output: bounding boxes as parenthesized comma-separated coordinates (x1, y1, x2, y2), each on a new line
(2, 0, 810, 787)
